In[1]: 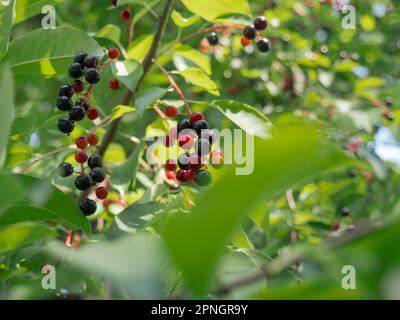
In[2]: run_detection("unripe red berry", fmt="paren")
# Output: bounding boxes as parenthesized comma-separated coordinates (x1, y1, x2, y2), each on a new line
(108, 48, 120, 60)
(72, 80, 84, 93)
(166, 171, 176, 180)
(75, 136, 88, 149)
(184, 169, 196, 183)
(75, 150, 88, 163)
(178, 134, 193, 149)
(176, 170, 187, 182)
(87, 108, 99, 120)
(96, 186, 108, 200)
(87, 132, 99, 146)
(241, 35, 252, 47)
(165, 159, 177, 171)
(108, 79, 120, 90)
(190, 112, 204, 125)
(165, 105, 178, 118)
(120, 8, 132, 21)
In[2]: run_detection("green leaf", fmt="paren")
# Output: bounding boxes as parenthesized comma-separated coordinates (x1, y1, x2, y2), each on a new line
(210, 100, 275, 139)
(0, 64, 14, 169)
(110, 141, 144, 185)
(95, 24, 122, 46)
(174, 44, 211, 75)
(5, 26, 103, 77)
(355, 77, 384, 93)
(15, 0, 63, 24)
(0, 222, 55, 254)
(161, 124, 352, 294)
(177, 67, 219, 96)
(116, 202, 164, 229)
(180, 0, 251, 21)
(136, 86, 168, 116)
(127, 34, 153, 62)
(111, 60, 143, 92)
(110, 105, 136, 121)
(0, 0, 15, 59)
(0, 205, 57, 226)
(171, 10, 200, 27)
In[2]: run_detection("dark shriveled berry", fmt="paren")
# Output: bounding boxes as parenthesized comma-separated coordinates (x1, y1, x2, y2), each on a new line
(88, 154, 103, 169)
(90, 167, 106, 183)
(57, 117, 74, 134)
(58, 162, 74, 177)
(207, 32, 219, 46)
(85, 68, 100, 84)
(58, 84, 73, 98)
(177, 119, 192, 133)
(74, 52, 88, 65)
(57, 96, 73, 111)
(195, 170, 212, 187)
(257, 38, 271, 53)
(74, 174, 92, 191)
(243, 25, 256, 40)
(254, 16, 268, 30)
(69, 106, 86, 121)
(69, 63, 84, 79)
(79, 199, 97, 216)
(178, 153, 190, 170)
(84, 55, 99, 68)
(193, 120, 209, 135)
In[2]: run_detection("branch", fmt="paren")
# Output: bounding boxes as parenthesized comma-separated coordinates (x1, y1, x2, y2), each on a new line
(98, 0, 175, 156)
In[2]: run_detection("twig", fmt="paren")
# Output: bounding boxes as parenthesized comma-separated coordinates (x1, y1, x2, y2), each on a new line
(21, 145, 73, 173)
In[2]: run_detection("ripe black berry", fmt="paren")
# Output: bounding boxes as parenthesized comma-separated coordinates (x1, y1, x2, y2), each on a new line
(341, 207, 351, 217)
(254, 16, 268, 30)
(194, 138, 211, 156)
(243, 25, 256, 40)
(385, 97, 393, 107)
(58, 84, 73, 98)
(193, 120, 209, 135)
(177, 119, 192, 133)
(88, 154, 103, 169)
(69, 106, 86, 121)
(74, 174, 92, 191)
(90, 167, 106, 183)
(74, 52, 88, 65)
(85, 68, 100, 84)
(178, 153, 190, 170)
(195, 170, 212, 187)
(256, 38, 271, 53)
(57, 117, 74, 134)
(69, 63, 84, 79)
(207, 32, 219, 46)
(79, 198, 97, 216)
(58, 162, 74, 177)
(84, 55, 99, 68)
(75, 99, 90, 111)
(56, 96, 73, 111)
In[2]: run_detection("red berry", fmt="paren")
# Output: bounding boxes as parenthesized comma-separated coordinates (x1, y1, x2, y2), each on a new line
(189, 153, 203, 170)
(108, 48, 120, 60)
(87, 108, 99, 120)
(103, 199, 111, 208)
(111, 0, 117, 6)
(241, 35, 252, 47)
(87, 132, 99, 146)
(120, 8, 132, 21)
(165, 159, 177, 171)
(108, 79, 120, 90)
(176, 170, 187, 182)
(178, 134, 193, 149)
(75, 136, 88, 149)
(165, 105, 178, 118)
(163, 135, 175, 147)
(184, 169, 196, 183)
(332, 221, 340, 231)
(96, 187, 108, 200)
(166, 171, 176, 180)
(190, 112, 204, 125)
(75, 150, 88, 163)
(72, 80, 84, 93)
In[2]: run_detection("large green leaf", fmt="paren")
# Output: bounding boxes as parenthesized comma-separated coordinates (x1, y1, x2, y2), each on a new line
(15, 0, 64, 24)
(177, 67, 219, 96)
(0, 205, 57, 226)
(0, 64, 14, 169)
(174, 44, 211, 75)
(0, 0, 15, 59)
(161, 124, 352, 294)
(5, 26, 103, 77)
(115, 202, 164, 229)
(171, 10, 200, 28)
(127, 34, 154, 62)
(95, 24, 122, 46)
(135, 86, 168, 116)
(111, 60, 143, 92)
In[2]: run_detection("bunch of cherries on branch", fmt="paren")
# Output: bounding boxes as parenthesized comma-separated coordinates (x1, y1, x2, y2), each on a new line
(57, 49, 121, 216)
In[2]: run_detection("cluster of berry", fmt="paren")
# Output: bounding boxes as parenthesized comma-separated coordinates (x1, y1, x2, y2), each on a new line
(162, 108, 224, 190)
(56, 52, 102, 135)
(206, 16, 271, 53)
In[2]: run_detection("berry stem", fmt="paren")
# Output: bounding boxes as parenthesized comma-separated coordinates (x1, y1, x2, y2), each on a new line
(21, 145, 73, 173)
(153, 105, 167, 119)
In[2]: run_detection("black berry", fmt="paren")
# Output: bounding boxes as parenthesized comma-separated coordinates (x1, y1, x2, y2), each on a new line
(57, 117, 74, 134)
(74, 52, 88, 65)
(79, 198, 97, 216)
(58, 84, 73, 98)
(69, 63, 84, 79)
(58, 162, 74, 177)
(88, 154, 103, 169)
(193, 120, 209, 135)
(177, 119, 192, 133)
(194, 138, 211, 156)
(341, 207, 351, 217)
(85, 68, 100, 84)
(243, 25, 256, 40)
(207, 32, 219, 46)
(75, 99, 90, 111)
(385, 97, 393, 107)
(257, 38, 271, 53)
(69, 106, 86, 121)
(254, 16, 268, 30)
(178, 153, 190, 170)
(84, 55, 99, 68)
(200, 129, 216, 145)
(74, 174, 92, 191)
(56, 96, 73, 111)
(195, 170, 212, 187)
(90, 167, 106, 183)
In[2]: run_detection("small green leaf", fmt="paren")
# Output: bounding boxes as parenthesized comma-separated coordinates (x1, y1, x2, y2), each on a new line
(116, 202, 164, 229)
(136, 87, 168, 116)
(171, 10, 200, 27)
(0, 205, 57, 226)
(0, 64, 14, 169)
(0, 0, 15, 59)
(174, 44, 211, 75)
(177, 67, 219, 96)
(111, 60, 143, 92)
(95, 24, 122, 46)
(111, 141, 144, 185)
(127, 34, 154, 62)
(111, 105, 136, 121)
(355, 77, 384, 93)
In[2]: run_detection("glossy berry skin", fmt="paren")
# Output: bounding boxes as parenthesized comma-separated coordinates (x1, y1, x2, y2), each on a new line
(193, 120, 209, 135)
(90, 167, 106, 183)
(184, 169, 196, 183)
(57, 117, 74, 134)
(75, 150, 88, 164)
(85, 68, 100, 84)
(58, 162, 74, 177)
(75, 174, 92, 191)
(195, 170, 212, 187)
(58, 84, 73, 98)
(165, 159, 177, 171)
(108, 48, 120, 60)
(74, 52, 88, 65)
(121, 8, 132, 21)
(341, 207, 351, 217)
(177, 119, 192, 133)
(87, 108, 99, 120)
(194, 138, 211, 156)
(200, 129, 216, 145)
(75, 136, 88, 149)
(84, 55, 98, 68)
(165, 171, 176, 180)
(69, 63, 84, 79)
(254, 16, 268, 30)
(207, 32, 219, 46)
(87, 132, 99, 146)
(108, 79, 120, 90)
(75, 99, 90, 111)
(69, 106, 86, 121)
(72, 80, 84, 93)
(190, 112, 204, 125)
(176, 170, 187, 182)
(57, 96, 73, 111)
(257, 38, 271, 53)
(241, 35, 252, 47)
(165, 105, 178, 118)
(189, 153, 203, 170)
(178, 134, 193, 149)
(95, 186, 108, 200)
(79, 198, 97, 216)
(243, 25, 256, 40)
(169, 183, 180, 192)
(178, 153, 190, 170)
(88, 154, 103, 169)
